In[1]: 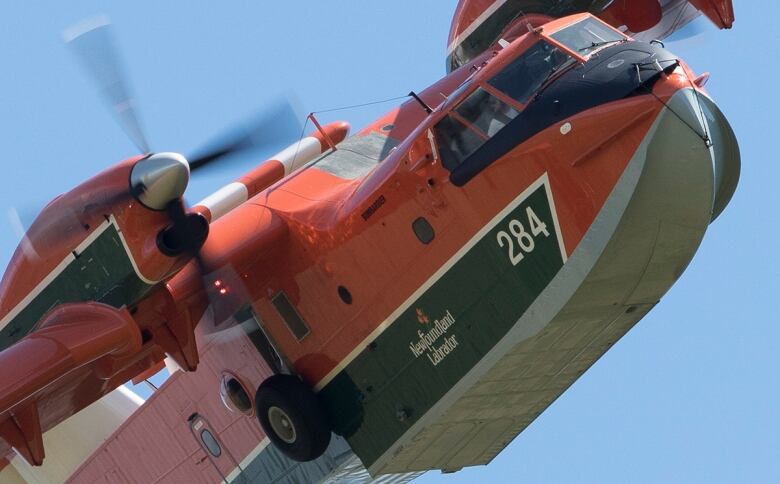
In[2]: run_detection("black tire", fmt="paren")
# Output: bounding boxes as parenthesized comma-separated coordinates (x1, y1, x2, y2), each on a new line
(255, 374, 331, 462)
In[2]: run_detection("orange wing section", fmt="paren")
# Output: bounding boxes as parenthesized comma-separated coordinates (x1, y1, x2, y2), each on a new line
(446, 0, 735, 72)
(0, 303, 141, 465)
(688, 0, 734, 28)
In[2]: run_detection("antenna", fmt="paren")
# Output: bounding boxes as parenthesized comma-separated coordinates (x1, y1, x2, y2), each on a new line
(408, 91, 433, 114)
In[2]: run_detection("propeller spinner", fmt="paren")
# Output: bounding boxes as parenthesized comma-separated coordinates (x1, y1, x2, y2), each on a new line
(130, 152, 190, 211)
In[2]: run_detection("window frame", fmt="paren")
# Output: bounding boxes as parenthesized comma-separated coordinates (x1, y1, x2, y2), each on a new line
(486, 39, 578, 107)
(432, 85, 521, 171)
(542, 15, 627, 60)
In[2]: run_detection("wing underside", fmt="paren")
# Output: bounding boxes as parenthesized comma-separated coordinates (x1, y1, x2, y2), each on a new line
(446, 0, 735, 72)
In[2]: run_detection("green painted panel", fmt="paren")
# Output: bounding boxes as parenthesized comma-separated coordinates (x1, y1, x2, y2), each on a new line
(319, 182, 564, 469)
(0, 224, 155, 351)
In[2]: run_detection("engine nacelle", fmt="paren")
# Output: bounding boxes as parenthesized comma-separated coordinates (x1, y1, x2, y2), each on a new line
(0, 154, 203, 360)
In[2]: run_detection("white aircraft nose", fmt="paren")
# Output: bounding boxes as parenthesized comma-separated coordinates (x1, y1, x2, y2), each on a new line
(130, 152, 190, 210)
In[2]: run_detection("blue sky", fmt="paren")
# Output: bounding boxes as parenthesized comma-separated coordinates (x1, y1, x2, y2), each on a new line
(0, 2, 777, 483)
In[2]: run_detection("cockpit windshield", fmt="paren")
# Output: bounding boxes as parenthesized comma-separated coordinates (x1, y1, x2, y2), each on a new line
(434, 88, 519, 170)
(550, 17, 626, 56)
(434, 40, 576, 170)
(487, 41, 573, 105)
(432, 17, 627, 178)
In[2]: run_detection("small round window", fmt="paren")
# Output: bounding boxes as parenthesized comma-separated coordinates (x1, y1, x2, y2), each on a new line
(219, 373, 254, 416)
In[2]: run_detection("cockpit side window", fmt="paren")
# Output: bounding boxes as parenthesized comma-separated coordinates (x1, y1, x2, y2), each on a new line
(433, 88, 519, 170)
(454, 88, 518, 137)
(487, 41, 573, 105)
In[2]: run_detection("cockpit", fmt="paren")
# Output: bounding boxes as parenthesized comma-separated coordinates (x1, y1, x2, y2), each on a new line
(435, 88, 519, 170)
(434, 15, 627, 172)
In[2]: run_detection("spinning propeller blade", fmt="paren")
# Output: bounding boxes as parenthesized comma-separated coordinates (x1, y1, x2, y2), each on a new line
(64, 15, 305, 171)
(63, 15, 150, 154)
(666, 15, 711, 49)
(6, 207, 40, 261)
(188, 97, 304, 171)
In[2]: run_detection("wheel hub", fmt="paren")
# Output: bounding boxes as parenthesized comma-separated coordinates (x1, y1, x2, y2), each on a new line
(268, 406, 297, 444)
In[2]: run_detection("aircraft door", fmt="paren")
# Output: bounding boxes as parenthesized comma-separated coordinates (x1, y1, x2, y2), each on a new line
(408, 129, 454, 222)
(187, 412, 247, 483)
(407, 129, 457, 247)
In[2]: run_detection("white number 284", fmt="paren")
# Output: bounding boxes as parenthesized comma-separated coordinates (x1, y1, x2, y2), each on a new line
(496, 207, 550, 266)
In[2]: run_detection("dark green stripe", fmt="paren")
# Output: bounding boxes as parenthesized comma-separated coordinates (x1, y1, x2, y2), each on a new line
(0, 224, 155, 351)
(319, 182, 564, 468)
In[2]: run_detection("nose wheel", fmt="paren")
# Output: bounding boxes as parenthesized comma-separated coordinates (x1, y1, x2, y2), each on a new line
(255, 374, 331, 462)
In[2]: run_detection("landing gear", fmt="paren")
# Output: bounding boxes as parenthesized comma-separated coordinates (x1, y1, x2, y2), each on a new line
(255, 374, 331, 462)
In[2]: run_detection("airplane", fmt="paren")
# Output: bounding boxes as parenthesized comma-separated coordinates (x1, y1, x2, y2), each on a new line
(0, 0, 739, 481)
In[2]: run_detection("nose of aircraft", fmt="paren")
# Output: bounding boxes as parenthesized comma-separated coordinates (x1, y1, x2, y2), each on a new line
(541, 41, 740, 221)
(624, 82, 740, 225)
(130, 152, 190, 210)
(686, 91, 740, 221)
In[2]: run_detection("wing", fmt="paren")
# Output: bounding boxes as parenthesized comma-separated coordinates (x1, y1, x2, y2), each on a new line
(0, 303, 142, 466)
(446, 0, 735, 72)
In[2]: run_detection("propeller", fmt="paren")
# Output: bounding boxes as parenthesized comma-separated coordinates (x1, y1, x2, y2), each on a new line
(60, 15, 305, 334)
(189, 99, 304, 171)
(63, 15, 303, 255)
(7, 207, 40, 261)
(63, 15, 150, 154)
(665, 15, 711, 50)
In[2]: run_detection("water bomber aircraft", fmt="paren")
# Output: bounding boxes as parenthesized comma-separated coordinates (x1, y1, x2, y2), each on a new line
(0, 0, 739, 481)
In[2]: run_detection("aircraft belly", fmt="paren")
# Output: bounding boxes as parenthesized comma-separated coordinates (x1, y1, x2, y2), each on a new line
(320, 89, 727, 475)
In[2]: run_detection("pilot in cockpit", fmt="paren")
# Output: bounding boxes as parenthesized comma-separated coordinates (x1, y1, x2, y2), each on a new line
(475, 93, 516, 137)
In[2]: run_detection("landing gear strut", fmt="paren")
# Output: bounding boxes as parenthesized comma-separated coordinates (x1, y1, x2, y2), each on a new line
(255, 374, 331, 462)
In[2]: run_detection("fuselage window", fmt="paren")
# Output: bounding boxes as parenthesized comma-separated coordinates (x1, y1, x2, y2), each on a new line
(488, 41, 574, 105)
(433, 88, 518, 170)
(272, 292, 310, 341)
